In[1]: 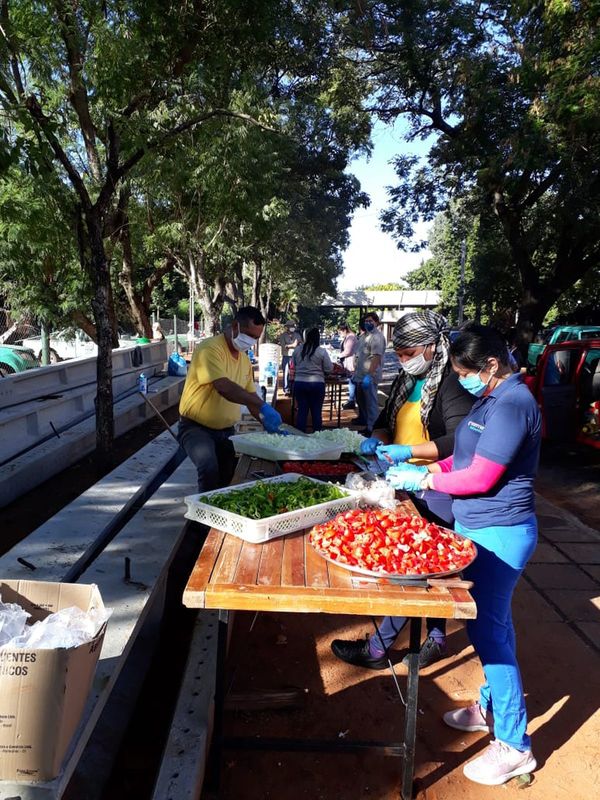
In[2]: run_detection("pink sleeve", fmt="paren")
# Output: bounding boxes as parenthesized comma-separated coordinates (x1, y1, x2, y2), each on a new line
(437, 456, 454, 473)
(431, 454, 506, 495)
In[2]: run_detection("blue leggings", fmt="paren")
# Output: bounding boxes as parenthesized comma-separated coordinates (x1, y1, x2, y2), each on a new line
(294, 381, 326, 432)
(457, 515, 538, 751)
(372, 490, 454, 649)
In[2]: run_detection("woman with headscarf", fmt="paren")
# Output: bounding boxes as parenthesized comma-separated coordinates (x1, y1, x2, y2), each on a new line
(331, 310, 474, 669)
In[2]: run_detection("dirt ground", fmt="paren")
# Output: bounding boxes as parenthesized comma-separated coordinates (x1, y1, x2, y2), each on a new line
(3, 391, 599, 800)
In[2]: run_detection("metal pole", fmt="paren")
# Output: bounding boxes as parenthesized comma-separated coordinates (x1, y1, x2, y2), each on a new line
(138, 391, 179, 442)
(457, 238, 467, 326)
(173, 313, 179, 354)
(189, 281, 195, 353)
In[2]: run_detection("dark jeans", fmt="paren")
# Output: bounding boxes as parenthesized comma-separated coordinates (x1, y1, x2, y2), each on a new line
(177, 417, 237, 492)
(373, 490, 454, 651)
(294, 380, 326, 432)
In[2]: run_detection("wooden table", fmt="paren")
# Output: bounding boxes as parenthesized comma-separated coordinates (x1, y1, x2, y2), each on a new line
(183, 456, 477, 799)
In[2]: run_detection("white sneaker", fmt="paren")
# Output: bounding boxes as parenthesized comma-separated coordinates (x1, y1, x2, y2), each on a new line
(443, 702, 493, 733)
(463, 739, 537, 786)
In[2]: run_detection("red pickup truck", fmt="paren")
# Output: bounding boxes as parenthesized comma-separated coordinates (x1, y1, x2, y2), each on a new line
(525, 338, 600, 449)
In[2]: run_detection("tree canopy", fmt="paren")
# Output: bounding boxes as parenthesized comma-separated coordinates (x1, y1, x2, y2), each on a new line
(346, 0, 600, 346)
(0, 0, 370, 459)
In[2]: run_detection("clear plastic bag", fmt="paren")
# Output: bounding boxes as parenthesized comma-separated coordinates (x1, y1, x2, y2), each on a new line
(0, 599, 111, 650)
(0, 599, 30, 647)
(344, 471, 397, 509)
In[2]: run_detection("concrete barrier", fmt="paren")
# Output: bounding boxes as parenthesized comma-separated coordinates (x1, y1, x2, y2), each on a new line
(0, 342, 167, 410)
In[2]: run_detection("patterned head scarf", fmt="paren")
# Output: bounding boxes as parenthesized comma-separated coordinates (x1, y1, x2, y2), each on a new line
(385, 310, 451, 432)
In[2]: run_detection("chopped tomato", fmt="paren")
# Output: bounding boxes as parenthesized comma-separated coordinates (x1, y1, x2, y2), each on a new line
(309, 508, 476, 576)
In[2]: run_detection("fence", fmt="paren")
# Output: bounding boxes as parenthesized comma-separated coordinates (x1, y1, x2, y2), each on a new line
(0, 305, 213, 364)
(154, 315, 207, 354)
(0, 309, 40, 346)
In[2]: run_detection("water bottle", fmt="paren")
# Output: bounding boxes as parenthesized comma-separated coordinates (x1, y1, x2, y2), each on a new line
(266, 361, 275, 388)
(138, 372, 148, 394)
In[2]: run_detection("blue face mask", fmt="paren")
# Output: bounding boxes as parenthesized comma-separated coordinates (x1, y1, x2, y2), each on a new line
(459, 370, 490, 397)
(364, 321, 375, 332)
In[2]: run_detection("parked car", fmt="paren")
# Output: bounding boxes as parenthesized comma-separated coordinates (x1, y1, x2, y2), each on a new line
(21, 329, 98, 361)
(0, 344, 40, 376)
(525, 338, 600, 449)
(527, 325, 600, 369)
(21, 329, 149, 361)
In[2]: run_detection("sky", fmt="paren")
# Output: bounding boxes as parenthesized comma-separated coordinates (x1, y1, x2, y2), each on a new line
(338, 120, 432, 292)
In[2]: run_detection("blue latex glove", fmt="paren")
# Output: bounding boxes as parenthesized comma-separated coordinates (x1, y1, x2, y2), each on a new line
(386, 463, 428, 477)
(376, 443, 413, 464)
(259, 402, 283, 433)
(386, 466, 428, 492)
(362, 374, 373, 388)
(359, 436, 381, 455)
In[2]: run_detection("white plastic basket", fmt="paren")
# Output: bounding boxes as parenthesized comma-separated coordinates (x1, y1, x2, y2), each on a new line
(184, 473, 360, 543)
(229, 433, 343, 462)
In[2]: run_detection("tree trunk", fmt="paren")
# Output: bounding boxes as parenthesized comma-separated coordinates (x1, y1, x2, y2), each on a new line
(258, 275, 272, 343)
(186, 252, 224, 335)
(71, 310, 97, 341)
(251, 258, 262, 308)
(86, 212, 114, 469)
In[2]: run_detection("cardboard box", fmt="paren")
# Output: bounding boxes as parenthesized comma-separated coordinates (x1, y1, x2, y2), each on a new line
(0, 580, 106, 782)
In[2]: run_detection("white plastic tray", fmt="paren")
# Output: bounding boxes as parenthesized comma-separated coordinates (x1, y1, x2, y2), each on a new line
(229, 433, 343, 462)
(184, 473, 360, 543)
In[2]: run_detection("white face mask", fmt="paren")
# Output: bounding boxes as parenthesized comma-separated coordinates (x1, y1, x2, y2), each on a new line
(400, 347, 433, 376)
(232, 326, 257, 352)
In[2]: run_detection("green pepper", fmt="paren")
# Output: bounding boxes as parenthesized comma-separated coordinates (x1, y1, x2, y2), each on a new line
(204, 478, 345, 520)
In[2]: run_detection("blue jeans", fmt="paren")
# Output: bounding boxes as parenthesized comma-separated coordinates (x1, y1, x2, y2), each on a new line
(355, 379, 379, 431)
(372, 490, 454, 650)
(294, 381, 326, 432)
(177, 417, 236, 492)
(457, 515, 538, 751)
(347, 377, 356, 403)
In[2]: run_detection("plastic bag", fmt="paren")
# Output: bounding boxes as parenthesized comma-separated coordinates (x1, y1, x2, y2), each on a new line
(0, 599, 30, 647)
(168, 352, 188, 377)
(345, 471, 397, 510)
(0, 601, 112, 650)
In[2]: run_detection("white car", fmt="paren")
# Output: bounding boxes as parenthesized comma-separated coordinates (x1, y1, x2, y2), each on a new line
(21, 329, 138, 362)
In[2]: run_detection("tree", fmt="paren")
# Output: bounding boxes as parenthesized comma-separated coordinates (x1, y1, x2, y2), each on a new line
(347, 1, 600, 349)
(0, 1, 344, 462)
(405, 202, 520, 327)
(0, 168, 90, 333)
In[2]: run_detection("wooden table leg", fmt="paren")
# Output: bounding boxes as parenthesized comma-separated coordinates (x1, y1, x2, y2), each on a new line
(401, 617, 422, 800)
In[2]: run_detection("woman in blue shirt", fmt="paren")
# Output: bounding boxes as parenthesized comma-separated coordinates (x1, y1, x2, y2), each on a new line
(389, 324, 541, 786)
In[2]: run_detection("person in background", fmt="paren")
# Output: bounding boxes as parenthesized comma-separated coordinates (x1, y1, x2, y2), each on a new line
(279, 320, 303, 395)
(388, 324, 540, 786)
(331, 310, 474, 669)
(151, 321, 165, 341)
(352, 312, 386, 435)
(506, 328, 524, 371)
(291, 327, 333, 432)
(338, 322, 358, 410)
(178, 306, 284, 491)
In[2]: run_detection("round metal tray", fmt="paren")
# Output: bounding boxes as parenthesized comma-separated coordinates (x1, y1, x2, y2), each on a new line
(310, 529, 477, 583)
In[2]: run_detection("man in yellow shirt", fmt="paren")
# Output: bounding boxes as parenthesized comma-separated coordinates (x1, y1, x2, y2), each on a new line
(178, 306, 283, 490)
